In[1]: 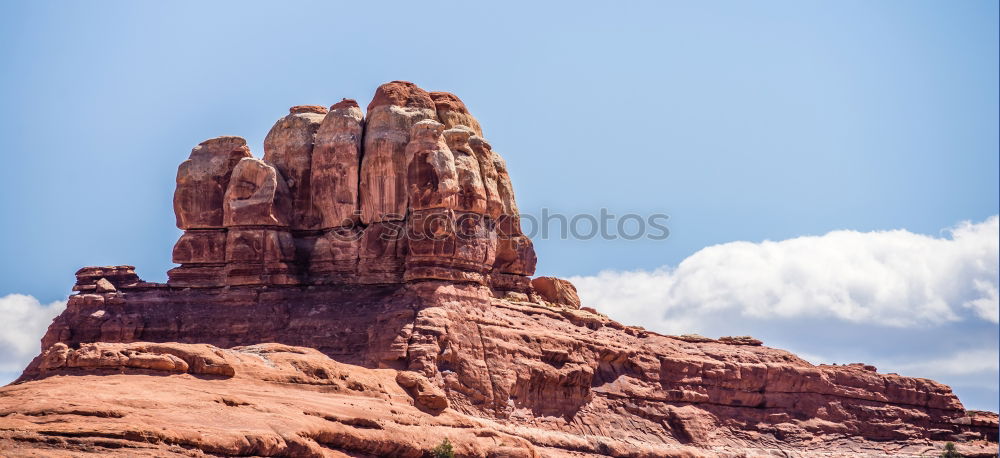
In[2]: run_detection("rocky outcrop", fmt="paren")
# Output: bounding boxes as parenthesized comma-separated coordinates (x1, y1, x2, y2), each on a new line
(2, 82, 996, 457)
(223, 157, 298, 286)
(172, 136, 253, 229)
(4, 342, 540, 457)
(8, 281, 999, 457)
(487, 140, 537, 294)
(223, 157, 293, 227)
(165, 81, 535, 291)
(310, 99, 363, 230)
(360, 81, 437, 224)
(444, 126, 488, 214)
(168, 137, 254, 287)
(404, 120, 459, 212)
(263, 105, 327, 230)
(531, 276, 581, 308)
(431, 91, 483, 137)
(402, 119, 495, 284)
(72, 265, 141, 292)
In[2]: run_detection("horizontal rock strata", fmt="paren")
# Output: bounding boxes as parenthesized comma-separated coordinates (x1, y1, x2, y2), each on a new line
(12, 280, 998, 457)
(167, 81, 535, 293)
(2, 82, 995, 457)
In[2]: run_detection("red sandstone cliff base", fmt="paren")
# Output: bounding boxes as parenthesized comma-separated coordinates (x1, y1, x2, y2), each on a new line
(1, 82, 996, 457)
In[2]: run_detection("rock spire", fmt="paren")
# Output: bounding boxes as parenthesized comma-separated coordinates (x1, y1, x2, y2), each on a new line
(168, 81, 536, 294)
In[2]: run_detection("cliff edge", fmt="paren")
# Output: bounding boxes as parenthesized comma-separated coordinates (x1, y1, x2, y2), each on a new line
(1, 82, 995, 457)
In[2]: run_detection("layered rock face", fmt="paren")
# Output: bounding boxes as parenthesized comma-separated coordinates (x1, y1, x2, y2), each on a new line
(2, 82, 996, 458)
(169, 136, 254, 287)
(168, 82, 535, 290)
(8, 282, 999, 457)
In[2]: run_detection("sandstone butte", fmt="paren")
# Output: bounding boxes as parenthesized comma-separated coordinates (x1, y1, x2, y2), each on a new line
(0, 82, 996, 458)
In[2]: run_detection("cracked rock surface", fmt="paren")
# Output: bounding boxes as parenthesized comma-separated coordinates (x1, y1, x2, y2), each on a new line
(1, 82, 996, 457)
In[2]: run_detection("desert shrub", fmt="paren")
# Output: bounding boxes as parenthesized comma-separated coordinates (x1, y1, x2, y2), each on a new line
(431, 438, 455, 458)
(941, 442, 962, 458)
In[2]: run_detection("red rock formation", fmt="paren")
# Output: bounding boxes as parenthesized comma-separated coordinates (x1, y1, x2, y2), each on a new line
(483, 137, 537, 294)
(404, 119, 459, 212)
(223, 157, 293, 227)
(2, 82, 996, 457)
(531, 276, 581, 308)
(297, 99, 366, 284)
(7, 280, 998, 456)
(311, 99, 363, 229)
(164, 81, 535, 291)
(360, 81, 437, 224)
(72, 265, 141, 292)
(358, 220, 409, 284)
(431, 91, 484, 137)
(220, 157, 298, 286)
(444, 126, 488, 215)
(469, 135, 505, 220)
(5, 342, 539, 457)
(169, 136, 254, 287)
(172, 136, 253, 229)
(263, 106, 327, 230)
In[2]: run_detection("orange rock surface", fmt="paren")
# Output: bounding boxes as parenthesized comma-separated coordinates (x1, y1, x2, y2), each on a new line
(1, 82, 996, 457)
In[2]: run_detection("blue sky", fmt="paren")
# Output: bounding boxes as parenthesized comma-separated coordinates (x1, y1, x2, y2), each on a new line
(0, 2, 997, 410)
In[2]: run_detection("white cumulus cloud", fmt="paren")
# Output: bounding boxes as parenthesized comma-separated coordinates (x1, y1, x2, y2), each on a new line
(0, 294, 66, 373)
(571, 215, 999, 333)
(568, 215, 1000, 411)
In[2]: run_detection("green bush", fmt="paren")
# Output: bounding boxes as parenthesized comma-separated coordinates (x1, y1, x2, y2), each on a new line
(941, 442, 962, 458)
(431, 438, 455, 458)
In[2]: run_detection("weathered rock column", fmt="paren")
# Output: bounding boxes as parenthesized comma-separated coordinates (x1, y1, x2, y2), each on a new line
(479, 139, 537, 293)
(263, 105, 327, 231)
(428, 90, 536, 292)
(403, 124, 496, 284)
(358, 82, 437, 283)
(303, 99, 364, 283)
(403, 120, 463, 282)
(430, 91, 483, 137)
(222, 157, 298, 285)
(167, 82, 536, 292)
(168, 136, 252, 287)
